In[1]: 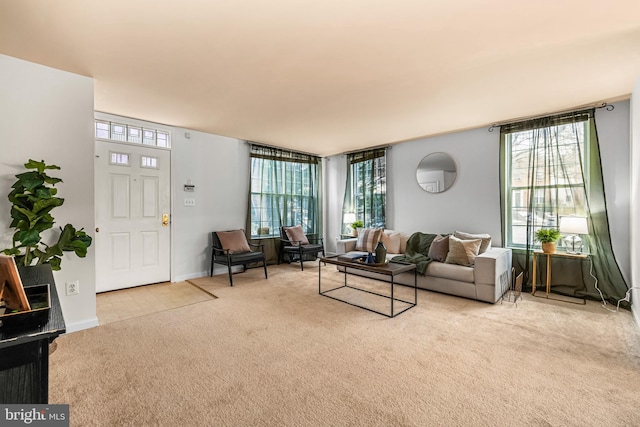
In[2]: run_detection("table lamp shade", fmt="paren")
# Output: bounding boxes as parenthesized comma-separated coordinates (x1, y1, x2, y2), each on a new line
(344, 213, 356, 224)
(560, 216, 588, 253)
(559, 216, 588, 234)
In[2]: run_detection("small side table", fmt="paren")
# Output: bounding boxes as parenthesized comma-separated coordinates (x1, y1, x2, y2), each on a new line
(532, 251, 588, 303)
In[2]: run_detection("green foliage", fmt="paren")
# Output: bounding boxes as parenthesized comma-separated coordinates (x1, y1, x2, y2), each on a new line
(535, 228, 561, 243)
(2, 159, 92, 270)
(351, 220, 364, 229)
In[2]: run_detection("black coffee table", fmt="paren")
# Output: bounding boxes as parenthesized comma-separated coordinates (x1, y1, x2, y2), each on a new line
(318, 255, 417, 317)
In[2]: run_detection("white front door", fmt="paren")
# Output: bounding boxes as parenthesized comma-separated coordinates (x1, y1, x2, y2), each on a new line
(95, 140, 171, 292)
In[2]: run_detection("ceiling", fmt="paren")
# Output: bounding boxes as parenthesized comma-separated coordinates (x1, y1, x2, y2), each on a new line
(1, 1, 639, 157)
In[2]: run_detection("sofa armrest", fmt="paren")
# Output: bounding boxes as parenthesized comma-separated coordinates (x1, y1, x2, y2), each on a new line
(336, 238, 357, 254)
(474, 247, 512, 303)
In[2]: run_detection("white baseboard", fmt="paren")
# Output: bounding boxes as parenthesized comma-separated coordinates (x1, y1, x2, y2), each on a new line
(65, 317, 99, 333)
(172, 270, 209, 282)
(633, 303, 640, 331)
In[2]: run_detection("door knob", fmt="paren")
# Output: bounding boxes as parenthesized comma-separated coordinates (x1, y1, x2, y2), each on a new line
(162, 214, 169, 226)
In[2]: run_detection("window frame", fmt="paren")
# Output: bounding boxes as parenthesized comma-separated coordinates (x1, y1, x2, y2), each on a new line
(503, 120, 590, 249)
(343, 149, 386, 232)
(249, 149, 320, 239)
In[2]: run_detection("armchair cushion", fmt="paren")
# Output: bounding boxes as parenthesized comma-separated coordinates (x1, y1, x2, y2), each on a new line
(283, 225, 309, 245)
(217, 230, 251, 254)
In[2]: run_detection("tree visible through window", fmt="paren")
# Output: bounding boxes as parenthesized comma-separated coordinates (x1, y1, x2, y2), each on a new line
(500, 108, 629, 305)
(249, 145, 321, 238)
(503, 117, 589, 248)
(342, 148, 386, 233)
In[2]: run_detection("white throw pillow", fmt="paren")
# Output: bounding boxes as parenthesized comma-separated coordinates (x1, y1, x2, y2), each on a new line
(454, 231, 491, 254)
(380, 231, 402, 254)
(445, 235, 482, 267)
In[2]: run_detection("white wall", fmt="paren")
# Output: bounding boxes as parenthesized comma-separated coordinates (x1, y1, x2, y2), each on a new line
(389, 128, 502, 239)
(324, 155, 347, 254)
(171, 130, 249, 281)
(631, 76, 640, 326)
(0, 55, 96, 332)
(595, 101, 631, 285)
(324, 127, 502, 249)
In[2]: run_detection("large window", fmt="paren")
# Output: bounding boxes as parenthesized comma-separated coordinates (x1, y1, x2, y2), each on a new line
(342, 148, 386, 232)
(250, 145, 321, 238)
(503, 116, 589, 248)
(500, 108, 629, 305)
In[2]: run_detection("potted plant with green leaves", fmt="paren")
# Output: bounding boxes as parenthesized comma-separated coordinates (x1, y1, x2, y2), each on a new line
(536, 228, 561, 254)
(350, 220, 364, 236)
(2, 159, 92, 271)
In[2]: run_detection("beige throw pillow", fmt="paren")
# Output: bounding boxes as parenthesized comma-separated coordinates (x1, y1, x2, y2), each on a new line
(445, 235, 482, 267)
(380, 231, 402, 254)
(217, 230, 251, 254)
(428, 235, 449, 262)
(454, 231, 491, 254)
(284, 225, 309, 246)
(356, 228, 383, 252)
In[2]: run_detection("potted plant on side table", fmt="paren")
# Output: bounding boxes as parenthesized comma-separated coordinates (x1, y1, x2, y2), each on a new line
(536, 228, 561, 254)
(350, 220, 363, 237)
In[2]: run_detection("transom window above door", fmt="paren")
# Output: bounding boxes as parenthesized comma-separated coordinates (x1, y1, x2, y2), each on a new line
(95, 119, 171, 148)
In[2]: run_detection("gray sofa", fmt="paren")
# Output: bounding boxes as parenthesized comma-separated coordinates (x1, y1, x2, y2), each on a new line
(335, 230, 512, 303)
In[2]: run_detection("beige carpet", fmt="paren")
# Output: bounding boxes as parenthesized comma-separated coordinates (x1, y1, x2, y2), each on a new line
(97, 281, 215, 325)
(50, 264, 640, 426)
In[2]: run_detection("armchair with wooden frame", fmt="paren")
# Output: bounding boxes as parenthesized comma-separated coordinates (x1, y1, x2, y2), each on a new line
(278, 225, 325, 271)
(210, 230, 268, 286)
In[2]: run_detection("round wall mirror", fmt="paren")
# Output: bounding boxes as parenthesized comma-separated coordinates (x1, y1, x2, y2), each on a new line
(416, 152, 457, 193)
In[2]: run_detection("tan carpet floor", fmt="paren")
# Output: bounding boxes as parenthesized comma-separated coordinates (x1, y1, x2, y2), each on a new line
(96, 281, 215, 325)
(50, 264, 640, 426)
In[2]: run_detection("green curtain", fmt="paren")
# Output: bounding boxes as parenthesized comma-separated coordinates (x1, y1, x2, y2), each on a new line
(247, 144, 322, 264)
(341, 148, 386, 233)
(499, 110, 628, 305)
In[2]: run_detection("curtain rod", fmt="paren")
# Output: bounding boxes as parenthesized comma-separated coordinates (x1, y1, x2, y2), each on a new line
(339, 144, 392, 156)
(244, 140, 321, 157)
(245, 140, 392, 158)
(487, 102, 615, 132)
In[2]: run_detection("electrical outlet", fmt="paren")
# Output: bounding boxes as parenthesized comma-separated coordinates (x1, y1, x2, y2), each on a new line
(184, 198, 196, 207)
(66, 281, 79, 296)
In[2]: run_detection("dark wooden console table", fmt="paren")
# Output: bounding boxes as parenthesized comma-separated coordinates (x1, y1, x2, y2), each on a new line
(0, 265, 66, 403)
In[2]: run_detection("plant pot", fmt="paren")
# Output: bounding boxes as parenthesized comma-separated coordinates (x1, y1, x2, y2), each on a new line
(541, 242, 556, 254)
(352, 229, 358, 237)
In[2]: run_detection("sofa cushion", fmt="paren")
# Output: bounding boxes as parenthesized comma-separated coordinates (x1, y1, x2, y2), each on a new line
(356, 228, 383, 252)
(428, 234, 449, 262)
(380, 231, 402, 254)
(284, 225, 309, 246)
(445, 235, 482, 267)
(454, 231, 491, 254)
(426, 261, 475, 283)
(217, 230, 251, 254)
(398, 233, 409, 254)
